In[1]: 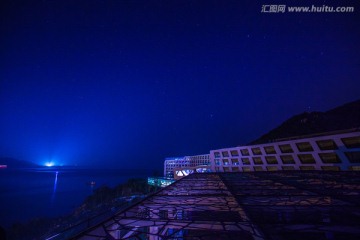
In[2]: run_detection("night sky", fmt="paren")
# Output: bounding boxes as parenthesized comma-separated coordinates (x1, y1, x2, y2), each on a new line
(1, 0, 359, 170)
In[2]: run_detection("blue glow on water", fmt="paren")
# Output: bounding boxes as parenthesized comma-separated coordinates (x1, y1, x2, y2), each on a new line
(51, 171, 59, 205)
(0, 168, 150, 227)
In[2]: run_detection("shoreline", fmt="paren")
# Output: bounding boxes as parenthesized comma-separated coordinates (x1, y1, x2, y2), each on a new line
(4, 177, 160, 240)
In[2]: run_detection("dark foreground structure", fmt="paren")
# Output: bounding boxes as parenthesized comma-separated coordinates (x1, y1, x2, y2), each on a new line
(71, 171, 360, 240)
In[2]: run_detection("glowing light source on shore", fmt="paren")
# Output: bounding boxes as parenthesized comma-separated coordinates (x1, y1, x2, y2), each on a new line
(45, 161, 55, 167)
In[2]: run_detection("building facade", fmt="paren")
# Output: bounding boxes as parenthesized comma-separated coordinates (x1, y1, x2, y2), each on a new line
(52, 130, 360, 239)
(210, 129, 360, 172)
(163, 130, 360, 179)
(164, 154, 210, 179)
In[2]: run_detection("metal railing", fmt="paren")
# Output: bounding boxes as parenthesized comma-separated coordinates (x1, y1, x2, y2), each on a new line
(42, 199, 140, 240)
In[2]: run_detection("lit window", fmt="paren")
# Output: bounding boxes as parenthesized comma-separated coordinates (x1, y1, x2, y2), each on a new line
(298, 154, 316, 164)
(252, 147, 262, 155)
(222, 151, 229, 157)
(241, 158, 250, 165)
(240, 149, 250, 156)
(242, 166, 251, 172)
(254, 166, 263, 171)
(319, 153, 341, 163)
(341, 137, 360, 148)
(321, 166, 340, 171)
(231, 158, 239, 165)
(280, 155, 295, 164)
(296, 142, 314, 152)
(253, 157, 263, 165)
(279, 144, 294, 153)
(265, 156, 278, 164)
(266, 166, 278, 171)
(223, 167, 230, 172)
(231, 167, 239, 172)
(222, 159, 229, 165)
(230, 150, 239, 156)
(282, 166, 295, 170)
(264, 146, 276, 154)
(345, 151, 360, 163)
(350, 166, 360, 171)
(300, 166, 315, 170)
(316, 139, 338, 150)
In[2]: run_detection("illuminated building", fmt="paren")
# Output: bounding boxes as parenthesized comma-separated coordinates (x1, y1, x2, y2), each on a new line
(49, 130, 360, 239)
(164, 154, 211, 179)
(147, 177, 175, 188)
(210, 129, 360, 172)
(164, 130, 360, 179)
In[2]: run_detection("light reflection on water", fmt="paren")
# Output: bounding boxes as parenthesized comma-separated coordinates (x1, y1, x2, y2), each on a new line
(0, 168, 149, 227)
(51, 171, 59, 205)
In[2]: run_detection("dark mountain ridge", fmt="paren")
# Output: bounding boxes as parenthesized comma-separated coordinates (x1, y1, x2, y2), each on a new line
(250, 99, 360, 145)
(0, 157, 40, 168)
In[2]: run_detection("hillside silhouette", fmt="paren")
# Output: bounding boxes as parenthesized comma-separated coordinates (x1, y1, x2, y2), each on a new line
(250, 99, 360, 144)
(0, 157, 39, 168)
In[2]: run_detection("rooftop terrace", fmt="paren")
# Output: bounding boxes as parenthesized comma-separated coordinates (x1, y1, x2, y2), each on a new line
(72, 171, 360, 239)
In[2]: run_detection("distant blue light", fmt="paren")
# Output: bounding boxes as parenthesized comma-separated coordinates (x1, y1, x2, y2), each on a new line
(45, 161, 55, 167)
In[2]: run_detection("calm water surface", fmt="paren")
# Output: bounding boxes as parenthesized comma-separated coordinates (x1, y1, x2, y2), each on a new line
(0, 168, 150, 227)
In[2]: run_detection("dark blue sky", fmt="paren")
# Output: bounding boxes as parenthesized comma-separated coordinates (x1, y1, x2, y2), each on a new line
(1, 0, 360, 169)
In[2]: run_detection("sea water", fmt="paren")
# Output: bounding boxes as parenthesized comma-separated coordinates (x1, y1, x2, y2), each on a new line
(0, 168, 149, 227)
